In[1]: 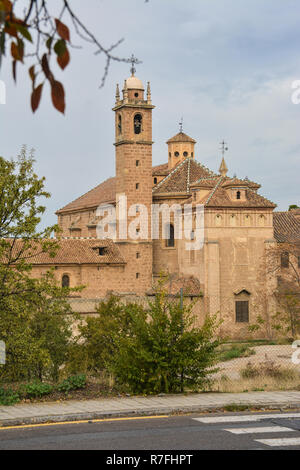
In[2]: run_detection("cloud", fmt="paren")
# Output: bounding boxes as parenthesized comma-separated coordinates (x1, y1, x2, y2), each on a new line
(0, 0, 299, 228)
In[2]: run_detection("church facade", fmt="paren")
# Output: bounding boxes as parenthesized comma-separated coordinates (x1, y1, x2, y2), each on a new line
(29, 70, 300, 338)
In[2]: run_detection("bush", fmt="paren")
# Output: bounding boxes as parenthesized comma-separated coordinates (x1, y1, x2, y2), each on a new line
(0, 387, 19, 406)
(19, 382, 53, 399)
(241, 361, 298, 381)
(110, 291, 220, 394)
(217, 343, 255, 362)
(57, 374, 87, 393)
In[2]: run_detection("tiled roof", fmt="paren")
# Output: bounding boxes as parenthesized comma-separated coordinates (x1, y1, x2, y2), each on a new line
(150, 275, 202, 297)
(58, 164, 173, 214)
(57, 177, 116, 214)
(167, 132, 196, 144)
(273, 212, 300, 242)
(194, 176, 276, 209)
(222, 177, 261, 190)
(153, 158, 216, 195)
(152, 163, 169, 176)
(4, 238, 126, 265)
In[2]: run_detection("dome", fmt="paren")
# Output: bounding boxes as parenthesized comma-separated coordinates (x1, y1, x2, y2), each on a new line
(126, 75, 144, 90)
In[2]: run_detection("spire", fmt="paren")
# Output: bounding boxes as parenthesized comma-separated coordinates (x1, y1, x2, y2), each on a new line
(219, 140, 229, 176)
(219, 157, 228, 177)
(115, 83, 120, 103)
(123, 79, 128, 103)
(147, 82, 151, 104)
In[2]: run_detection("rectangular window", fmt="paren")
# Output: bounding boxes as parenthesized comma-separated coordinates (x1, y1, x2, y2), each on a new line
(136, 252, 140, 259)
(136, 183, 139, 190)
(235, 301, 249, 323)
(136, 273, 140, 279)
(281, 252, 289, 268)
(136, 160, 140, 167)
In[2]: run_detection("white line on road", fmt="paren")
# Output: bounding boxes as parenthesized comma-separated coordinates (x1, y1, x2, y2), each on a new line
(224, 426, 295, 434)
(255, 437, 300, 447)
(193, 413, 300, 424)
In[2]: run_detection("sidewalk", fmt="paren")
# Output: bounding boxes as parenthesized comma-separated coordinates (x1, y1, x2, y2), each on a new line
(1, 391, 300, 427)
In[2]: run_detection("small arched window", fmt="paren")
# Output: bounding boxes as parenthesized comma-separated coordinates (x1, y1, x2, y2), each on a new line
(154, 177, 157, 185)
(118, 115, 122, 135)
(174, 151, 179, 157)
(183, 151, 188, 157)
(166, 223, 175, 247)
(134, 113, 142, 134)
(237, 191, 241, 200)
(62, 274, 70, 288)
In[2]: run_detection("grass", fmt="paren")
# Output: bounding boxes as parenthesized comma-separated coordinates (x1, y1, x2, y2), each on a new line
(209, 362, 300, 393)
(217, 343, 256, 362)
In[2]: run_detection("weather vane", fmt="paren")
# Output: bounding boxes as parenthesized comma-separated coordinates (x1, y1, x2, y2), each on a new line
(179, 117, 183, 133)
(129, 54, 140, 76)
(220, 140, 229, 158)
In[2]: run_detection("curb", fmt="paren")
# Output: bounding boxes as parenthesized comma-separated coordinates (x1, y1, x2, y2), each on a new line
(1, 401, 300, 428)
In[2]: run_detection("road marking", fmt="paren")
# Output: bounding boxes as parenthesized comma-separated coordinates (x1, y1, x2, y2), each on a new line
(255, 437, 300, 447)
(193, 413, 300, 424)
(0, 415, 169, 431)
(224, 426, 295, 434)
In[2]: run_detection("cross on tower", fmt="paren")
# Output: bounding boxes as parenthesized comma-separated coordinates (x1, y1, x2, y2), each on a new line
(130, 54, 140, 76)
(179, 117, 183, 133)
(220, 140, 229, 157)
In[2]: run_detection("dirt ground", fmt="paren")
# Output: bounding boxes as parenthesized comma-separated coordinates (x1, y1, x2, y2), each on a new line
(215, 344, 300, 380)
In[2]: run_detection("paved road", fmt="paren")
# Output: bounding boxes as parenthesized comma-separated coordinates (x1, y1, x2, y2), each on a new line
(0, 412, 300, 450)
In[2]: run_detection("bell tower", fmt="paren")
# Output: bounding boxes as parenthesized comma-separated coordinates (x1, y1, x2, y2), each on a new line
(112, 59, 155, 293)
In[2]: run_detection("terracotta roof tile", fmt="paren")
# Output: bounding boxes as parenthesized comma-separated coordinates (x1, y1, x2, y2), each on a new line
(273, 212, 300, 242)
(166, 132, 196, 144)
(57, 177, 116, 214)
(153, 158, 216, 194)
(4, 238, 126, 265)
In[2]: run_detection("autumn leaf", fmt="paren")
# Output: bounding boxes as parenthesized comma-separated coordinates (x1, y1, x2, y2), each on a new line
(55, 19, 70, 42)
(10, 39, 23, 62)
(28, 65, 35, 85)
(12, 59, 16, 82)
(57, 47, 70, 70)
(51, 80, 65, 114)
(41, 53, 53, 81)
(31, 83, 43, 113)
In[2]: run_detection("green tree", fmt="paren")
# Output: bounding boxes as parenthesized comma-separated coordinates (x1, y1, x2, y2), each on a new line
(0, 147, 79, 382)
(79, 289, 220, 394)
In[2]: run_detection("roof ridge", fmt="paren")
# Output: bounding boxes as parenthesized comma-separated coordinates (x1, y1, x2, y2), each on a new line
(57, 176, 115, 213)
(205, 176, 224, 205)
(247, 186, 277, 207)
(152, 158, 188, 192)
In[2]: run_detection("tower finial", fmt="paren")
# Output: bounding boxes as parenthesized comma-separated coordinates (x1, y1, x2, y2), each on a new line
(123, 80, 128, 103)
(130, 53, 139, 76)
(115, 83, 120, 103)
(147, 82, 152, 104)
(219, 140, 229, 176)
(179, 117, 183, 133)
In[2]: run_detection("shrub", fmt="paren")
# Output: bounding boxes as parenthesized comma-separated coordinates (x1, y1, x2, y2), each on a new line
(217, 343, 255, 362)
(111, 291, 220, 394)
(0, 387, 19, 406)
(241, 360, 298, 381)
(19, 382, 54, 399)
(57, 374, 87, 393)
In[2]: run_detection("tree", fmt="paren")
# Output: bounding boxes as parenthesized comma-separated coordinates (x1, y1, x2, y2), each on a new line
(249, 242, 300, 338)
(79, 288, 220, 394)
(289, 205, 300, 211)
(0, 147, 80, 382)
(0, 0, 146, 113)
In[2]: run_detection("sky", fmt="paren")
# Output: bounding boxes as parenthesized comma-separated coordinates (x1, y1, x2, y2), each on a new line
(0, 0, 300, 228)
